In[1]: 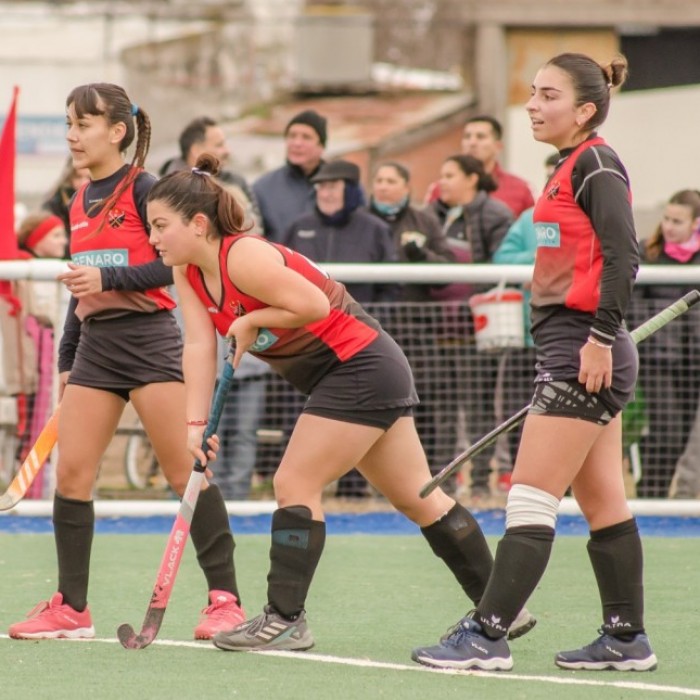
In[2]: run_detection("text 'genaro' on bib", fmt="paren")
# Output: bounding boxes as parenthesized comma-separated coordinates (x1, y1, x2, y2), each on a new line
(72, 249, 129, 267)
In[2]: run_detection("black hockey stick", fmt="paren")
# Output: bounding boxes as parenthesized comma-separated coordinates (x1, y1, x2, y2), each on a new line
(420, 289, 700, 498)
(118, 356, 235, 649)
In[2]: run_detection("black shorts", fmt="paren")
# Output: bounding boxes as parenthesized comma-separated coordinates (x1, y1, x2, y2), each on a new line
(302, 331, 419, 430)
(67, 310, 184, 400)
(304, 404, 414, 430)
(530, 313, 638, 423)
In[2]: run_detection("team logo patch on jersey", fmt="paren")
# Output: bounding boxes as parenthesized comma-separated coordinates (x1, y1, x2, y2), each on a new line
(251, 328, 278, 351)
(535, 223, 561, 248)
(545, 181, 560, 200)
(229, 301, 246, 317)
(108, 208, 126, 228)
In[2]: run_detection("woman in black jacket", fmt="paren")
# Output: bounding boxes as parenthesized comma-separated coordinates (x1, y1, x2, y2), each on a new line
(369, 161, 453, 301)
(635, 189, 700, 497)
(368, 161, 454, 480)
(429, 154, 513, 302)
(429, 155, 514, 500)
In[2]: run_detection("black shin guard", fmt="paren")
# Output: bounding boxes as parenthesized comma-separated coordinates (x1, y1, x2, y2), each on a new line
(587, 518, 645, 637)
(477, 525, 554, 638)
(268, 506, 326, 618)
(190, 484, 239, 601)
(420, 503, 494, 605)
(53, 493, 94, 612)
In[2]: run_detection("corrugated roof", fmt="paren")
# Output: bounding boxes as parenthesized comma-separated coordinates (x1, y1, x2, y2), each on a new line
(239, 91, 472, 148)
(220, 90, 473, 177)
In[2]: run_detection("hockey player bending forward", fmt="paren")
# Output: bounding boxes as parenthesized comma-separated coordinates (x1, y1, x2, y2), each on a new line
(145, 153, 536, 652)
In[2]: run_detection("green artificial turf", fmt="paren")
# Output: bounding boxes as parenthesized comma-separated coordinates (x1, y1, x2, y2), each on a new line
(0, 533, 698, 699)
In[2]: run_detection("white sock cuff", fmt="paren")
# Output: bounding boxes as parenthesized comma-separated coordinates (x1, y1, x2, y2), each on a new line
(506, 484, 560, 530)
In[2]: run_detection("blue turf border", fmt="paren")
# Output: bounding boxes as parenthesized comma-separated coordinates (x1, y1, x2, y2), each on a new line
(1, 511, 699, 536)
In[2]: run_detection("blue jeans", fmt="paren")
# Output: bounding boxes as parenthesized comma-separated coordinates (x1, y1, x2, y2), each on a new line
(215, 376, 267, 500)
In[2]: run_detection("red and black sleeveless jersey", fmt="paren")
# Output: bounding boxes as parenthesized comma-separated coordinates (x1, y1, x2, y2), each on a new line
(70, 171, 175, 320)
(186, 235, 380, 393)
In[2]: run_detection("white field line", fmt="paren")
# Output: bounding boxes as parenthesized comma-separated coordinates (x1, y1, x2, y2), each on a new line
(1, 634, 699, 696)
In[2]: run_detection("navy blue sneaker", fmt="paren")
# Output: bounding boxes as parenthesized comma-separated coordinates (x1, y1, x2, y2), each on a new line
(555, 630, 658, 671)
(412, 617, 513, 671)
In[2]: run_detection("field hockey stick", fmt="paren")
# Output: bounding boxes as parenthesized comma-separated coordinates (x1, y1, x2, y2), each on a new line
(0, 406, 60, 511)
(117, 355, 235, 650)
(420, 289, 700, 498)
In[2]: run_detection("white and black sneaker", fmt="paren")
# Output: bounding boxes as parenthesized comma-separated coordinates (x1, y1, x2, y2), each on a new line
(508, 608, 537, 640)
(212, 605, 314, 652)
(555, 630, 658, 671)
(441, 608, 537, 643)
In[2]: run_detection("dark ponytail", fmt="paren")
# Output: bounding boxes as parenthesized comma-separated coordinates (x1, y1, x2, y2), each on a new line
(67, 83, 152, 231)
(147, 153, 248, 237)
(546, 53, 628, 132)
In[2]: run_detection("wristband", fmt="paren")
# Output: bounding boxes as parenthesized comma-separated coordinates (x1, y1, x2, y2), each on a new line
(587, 336, 612, 349)
(186, 419, 208, 426)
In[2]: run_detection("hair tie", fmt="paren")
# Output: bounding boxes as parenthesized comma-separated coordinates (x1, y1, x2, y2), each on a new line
(191, 167, 212, 177)
(131, 103, 139, 116)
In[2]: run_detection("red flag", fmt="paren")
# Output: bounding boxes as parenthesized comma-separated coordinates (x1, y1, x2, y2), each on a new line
(0, 86, 19, 261)
(0, 86, 21, 311)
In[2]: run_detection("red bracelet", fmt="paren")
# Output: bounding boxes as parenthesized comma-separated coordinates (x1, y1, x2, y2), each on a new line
(186, 419, 208, 426)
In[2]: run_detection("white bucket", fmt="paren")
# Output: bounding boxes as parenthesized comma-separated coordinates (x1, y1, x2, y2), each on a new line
(468, 288, 525, 351)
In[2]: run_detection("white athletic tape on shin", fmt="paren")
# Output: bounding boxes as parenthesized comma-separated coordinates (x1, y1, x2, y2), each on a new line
(506, 484, 560, 530)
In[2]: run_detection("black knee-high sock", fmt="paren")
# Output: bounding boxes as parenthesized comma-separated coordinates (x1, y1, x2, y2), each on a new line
(476, 525, 554, 638)
(190, 484, 239, 602)
(420, 503, 493, 605)
(54, 493, 94, 612)
(267, 506, 326, 619)
(587, 518, 645, 637)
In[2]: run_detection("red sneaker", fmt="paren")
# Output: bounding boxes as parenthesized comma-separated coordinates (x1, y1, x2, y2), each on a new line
(194, 590, 246, 640)
(9, 593, 95, 639)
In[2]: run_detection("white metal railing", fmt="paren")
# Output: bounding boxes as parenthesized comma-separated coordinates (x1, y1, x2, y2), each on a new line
(2, 259, 700, 285)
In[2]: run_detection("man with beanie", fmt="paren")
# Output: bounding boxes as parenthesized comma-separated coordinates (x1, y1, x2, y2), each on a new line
(253, 109, 328, 243)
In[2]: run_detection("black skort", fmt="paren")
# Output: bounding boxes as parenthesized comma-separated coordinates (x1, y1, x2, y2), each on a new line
(67, 310, 184, 400)
(530, 311, 638, 423)
(303, 331, 418, 430)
